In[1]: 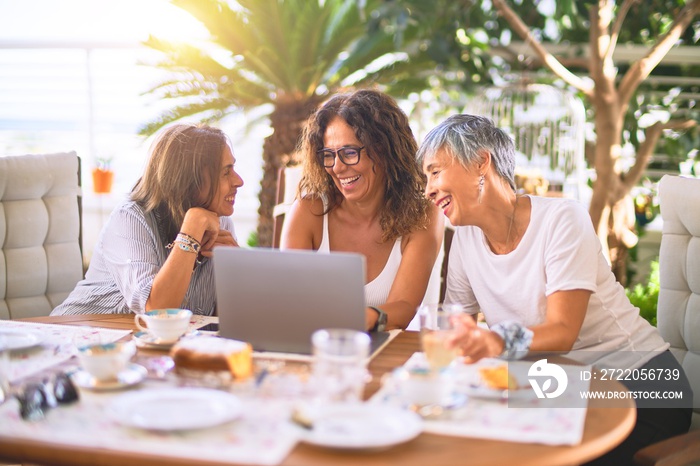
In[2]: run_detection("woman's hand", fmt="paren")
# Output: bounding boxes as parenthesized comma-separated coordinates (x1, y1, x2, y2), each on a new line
(180, 207, 221, 245)
(446, 314, 504, 364)
(200, 229, 238, 258)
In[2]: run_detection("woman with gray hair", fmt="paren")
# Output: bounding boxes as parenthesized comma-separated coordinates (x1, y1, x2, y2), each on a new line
(418, 114, 692, 465)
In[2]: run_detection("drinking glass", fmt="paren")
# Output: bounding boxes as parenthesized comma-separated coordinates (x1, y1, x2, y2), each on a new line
(418, 303, 463, 372)
(310, 328, 370, 403)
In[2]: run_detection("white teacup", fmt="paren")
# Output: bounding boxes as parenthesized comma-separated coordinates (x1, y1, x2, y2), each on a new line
(391, 366, 455, 407)
(134, 309, 192, 343)
(77, 341, 136, 381)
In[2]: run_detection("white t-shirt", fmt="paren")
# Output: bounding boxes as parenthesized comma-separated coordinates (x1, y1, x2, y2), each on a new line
(445, 195, 668, 369)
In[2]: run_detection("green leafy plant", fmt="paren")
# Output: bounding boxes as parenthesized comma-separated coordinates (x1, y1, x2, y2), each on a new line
(626, 260, 659, 327)
(246, 231, 259, 248)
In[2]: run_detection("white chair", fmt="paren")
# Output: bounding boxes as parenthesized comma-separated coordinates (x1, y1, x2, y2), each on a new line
(272, 165, 304, 249)
(632, 174, 700, 466)
(0, 152, 84, 319)
(657, 174, 700, 428)
(657, 175, 700, 428)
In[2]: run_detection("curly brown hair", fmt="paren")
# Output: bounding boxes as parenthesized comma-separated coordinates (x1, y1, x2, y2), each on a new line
(298, 89, 430, 243)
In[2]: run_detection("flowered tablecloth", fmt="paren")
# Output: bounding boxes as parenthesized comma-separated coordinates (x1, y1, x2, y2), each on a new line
(1, 321, 591, 465)
(372, 353, 590, 446)
(1, 320, 132, 383)
(1, 317, 216, 383)
(0, 319, 301, 465)
(0, 380, 300, 465)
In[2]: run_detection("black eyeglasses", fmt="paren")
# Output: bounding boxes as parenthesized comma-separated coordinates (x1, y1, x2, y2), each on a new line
(316, 146, 364, 168)
(14, 372, 79, 421)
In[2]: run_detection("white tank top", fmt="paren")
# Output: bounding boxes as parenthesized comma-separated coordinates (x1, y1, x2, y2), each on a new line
(318, 211, 402, 307)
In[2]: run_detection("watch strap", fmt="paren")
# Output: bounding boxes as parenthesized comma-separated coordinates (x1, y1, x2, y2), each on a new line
(369, 306, 387, 332)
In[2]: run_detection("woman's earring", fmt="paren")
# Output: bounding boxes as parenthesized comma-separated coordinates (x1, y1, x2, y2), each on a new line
(477, 173, 485, 204)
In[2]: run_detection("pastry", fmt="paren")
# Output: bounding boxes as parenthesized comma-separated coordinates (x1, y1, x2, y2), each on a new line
(478, 365, 517, 390)
(170, 336, 253, 380)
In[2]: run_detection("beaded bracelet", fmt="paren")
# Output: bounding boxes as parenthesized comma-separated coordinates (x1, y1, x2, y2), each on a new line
(178, 232, 200, 245)
(166, 232, 201, 255)
(173, 240, 200, 254)
(490, 320, 534, 360)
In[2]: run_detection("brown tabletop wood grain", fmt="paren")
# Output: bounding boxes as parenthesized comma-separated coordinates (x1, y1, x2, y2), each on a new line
(0, 314, 636, 466)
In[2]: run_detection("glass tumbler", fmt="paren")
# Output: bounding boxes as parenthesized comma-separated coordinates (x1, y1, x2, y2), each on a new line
(418, 303, 463, 372)
(311, 328, 370, 403)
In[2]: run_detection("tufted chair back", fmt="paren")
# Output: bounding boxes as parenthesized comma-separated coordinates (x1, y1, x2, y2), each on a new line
(0, 152, 84, 319)
(657, 174, 700, 423)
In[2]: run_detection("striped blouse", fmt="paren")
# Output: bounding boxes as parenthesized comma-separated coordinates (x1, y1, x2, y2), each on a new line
(51, 200, 234, 316)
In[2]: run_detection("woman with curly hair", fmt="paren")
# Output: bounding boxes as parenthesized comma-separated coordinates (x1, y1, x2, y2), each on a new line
(281, 89, 443, 331)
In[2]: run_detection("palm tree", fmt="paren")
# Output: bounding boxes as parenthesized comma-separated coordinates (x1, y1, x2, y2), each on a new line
(140, 0, 430, 246)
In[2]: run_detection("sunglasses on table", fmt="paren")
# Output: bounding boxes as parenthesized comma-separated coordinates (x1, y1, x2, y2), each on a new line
(316, 146, 364, 168)
(13, 372, 79, 421)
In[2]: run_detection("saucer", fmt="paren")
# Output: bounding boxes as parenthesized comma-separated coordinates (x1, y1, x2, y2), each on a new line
(72, 363, 147, 391)
(132, 331, 180, 349)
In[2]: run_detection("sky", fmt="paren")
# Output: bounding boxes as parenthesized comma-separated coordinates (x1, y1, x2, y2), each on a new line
(0, 0, 209, 44)
(0, 0, 264, 247)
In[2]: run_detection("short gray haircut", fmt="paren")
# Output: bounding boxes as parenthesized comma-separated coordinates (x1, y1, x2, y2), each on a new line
(416, 114, 516, 192)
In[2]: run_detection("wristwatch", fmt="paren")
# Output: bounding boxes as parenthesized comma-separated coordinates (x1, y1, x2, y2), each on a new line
(369, 306, 388, 332)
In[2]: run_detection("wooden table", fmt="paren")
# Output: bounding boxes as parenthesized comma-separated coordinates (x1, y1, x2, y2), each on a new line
(0, 314, 636, 466)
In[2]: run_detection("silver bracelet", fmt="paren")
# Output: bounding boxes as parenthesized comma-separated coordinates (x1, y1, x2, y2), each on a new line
(490, 320, 533, 360)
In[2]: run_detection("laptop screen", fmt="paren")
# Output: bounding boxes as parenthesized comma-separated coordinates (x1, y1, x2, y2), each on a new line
(213, 247, 387, 354)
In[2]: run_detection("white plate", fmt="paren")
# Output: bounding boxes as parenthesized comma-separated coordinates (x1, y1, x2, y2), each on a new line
(463, 385, 533, 401)
(0, 328, 43, 351)
(451, 360, 531, 401)
(300, 403, 423, 450)
(72, 363, 147, 391)
(107, 387, 243, 431)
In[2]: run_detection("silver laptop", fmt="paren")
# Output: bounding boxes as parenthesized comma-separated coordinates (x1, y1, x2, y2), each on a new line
(212, 247, 389, 355)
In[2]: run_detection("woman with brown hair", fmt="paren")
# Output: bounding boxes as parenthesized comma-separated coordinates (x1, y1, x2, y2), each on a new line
(281, 89, 443, 331)
(52, 124, 244, 316)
